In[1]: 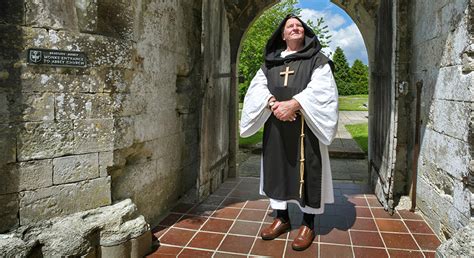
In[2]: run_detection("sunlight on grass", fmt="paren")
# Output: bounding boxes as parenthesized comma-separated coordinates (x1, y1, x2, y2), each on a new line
(345, 123, 368, 153)
(339, 95, 368, 111)
(239, 128, 263, 147)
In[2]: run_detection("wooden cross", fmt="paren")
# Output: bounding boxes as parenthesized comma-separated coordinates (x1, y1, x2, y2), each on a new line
(280, 66, 295, 87)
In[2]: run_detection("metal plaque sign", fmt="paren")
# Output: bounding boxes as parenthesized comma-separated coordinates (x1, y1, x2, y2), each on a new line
(27, 48, 87, 68)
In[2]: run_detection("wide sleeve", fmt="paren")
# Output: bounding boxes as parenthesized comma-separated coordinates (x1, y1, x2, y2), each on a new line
(293, 63, 339, 145)
(239, 69, 273, 137)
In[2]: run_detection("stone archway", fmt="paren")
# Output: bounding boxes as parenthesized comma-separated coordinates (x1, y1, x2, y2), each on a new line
(224, 0, 405, 212)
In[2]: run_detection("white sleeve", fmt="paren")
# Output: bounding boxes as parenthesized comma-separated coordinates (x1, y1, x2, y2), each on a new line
(239, 69, 273, 137)
(293, 63, 339, 145)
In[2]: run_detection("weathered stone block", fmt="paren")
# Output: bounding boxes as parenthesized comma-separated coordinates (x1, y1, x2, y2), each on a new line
(114, 117, 134, 149)
(19, 177, 111, 225)
(55, 93, 113, 120)
(99, 152, 113, 177)
(429, 99, 470, 141)
(0, 124, 16, 166)
(53, 153, 99, 184)
(0, 1, 25, 25)
(419, 128, 469, 179)
(73, 119, 114, 153)
(75, 0, 98, 33)
(436, 222, 474, 257)
(0, 199, 149, 256)
(0, 193, 19, 233)
(0, 159, 53, 194)
(17, 121, 74, 161)
(14, 92, 55, 122)
(20, 72, 104, 93)
(434, 65, 473, 102)
(0, 25, 25, 60)
(0, 92, 10, 123)
(113, 93, 146, 117)
(96, 0, 136, 40)
(25, 0, 78, 30)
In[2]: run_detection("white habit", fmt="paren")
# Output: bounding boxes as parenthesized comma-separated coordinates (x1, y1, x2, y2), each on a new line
(239, 53, 339, 214)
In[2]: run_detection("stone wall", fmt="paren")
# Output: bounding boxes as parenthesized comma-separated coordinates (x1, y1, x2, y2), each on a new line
(0, 0, 232, 234)
(409, 0, 473, 240)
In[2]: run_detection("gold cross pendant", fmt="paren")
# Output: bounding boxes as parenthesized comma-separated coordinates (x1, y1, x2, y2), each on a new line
(280, 66, 295, 87)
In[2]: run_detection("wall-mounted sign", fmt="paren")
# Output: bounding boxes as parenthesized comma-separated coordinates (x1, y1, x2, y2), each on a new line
(27, 48, 87, 68)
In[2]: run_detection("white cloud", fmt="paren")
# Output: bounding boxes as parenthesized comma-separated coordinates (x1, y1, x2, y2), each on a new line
(300, 8, 368, 65)
(327, 23, 367, 65)
(300, 8, 346, 30)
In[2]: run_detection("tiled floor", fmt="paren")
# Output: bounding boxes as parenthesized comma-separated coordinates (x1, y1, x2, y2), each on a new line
(148, 177, 441, 257)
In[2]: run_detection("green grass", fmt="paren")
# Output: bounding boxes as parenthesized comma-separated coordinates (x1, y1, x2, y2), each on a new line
(345, 123, 369, 153)
(338, 94, 368, 111)
(239, 128, 263, 147)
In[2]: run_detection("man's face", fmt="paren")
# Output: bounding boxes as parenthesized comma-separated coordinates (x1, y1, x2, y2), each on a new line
(282, 18, 305, 43)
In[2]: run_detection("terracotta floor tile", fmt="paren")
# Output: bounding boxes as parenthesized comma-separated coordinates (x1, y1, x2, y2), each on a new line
(348, 197, 369, 207)
(213, 252, 246, 257)
(320, 215, 348, 228)
(350, 218, 378, 231)
(212, 207, 241, 219)
(319, 227, 351, 245)
(371, 208, 401, 219)
(212, 187, 233, 197)
(171, 203, 195, 214)
(202, 196, 226, 206)
(188, 204, 217, 217)
(159, 228, 196, 246)
(250, 238, 286, 257)
(158, 214, 182, 226)
(147, 245, 182, 257)
(244, 200, 269, 210)
(398, 210, 424, 220)
(350, 231, 384, 247)
(319, 243, 353, 258)
(388, 249, 424, 258)
(220, 181, 239, 189)
(355, 207, 372, 218)
(264, 210, 275, 223)
(220, 198, 246, 208)
(201, 218, 233, 233)
(187, 232, 225, 250)
(353, 247, 388, 258)
(152, 226, 169, 239)
(179, 248, 213, 257)
(173, 215, 207, 230)
(366, 198, 383, 207)
(405, 220, 434, 234)
(228, 220, 261, 236)
(285, 241, 318, 258)
(375, 219, 408, 232)
(217, 235, 255, 254)
(381, 232, 418, 250)
(412, 234, 441, 251)
(237, 209, 266, 222)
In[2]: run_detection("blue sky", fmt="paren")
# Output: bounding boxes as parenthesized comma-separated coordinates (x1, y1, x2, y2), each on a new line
(297, 0, 368, 65)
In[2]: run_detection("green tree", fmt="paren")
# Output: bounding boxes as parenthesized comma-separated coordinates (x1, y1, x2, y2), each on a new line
(349, 59, 369, 94)
(238, 0, 332, 102)
(332, 46, 351, 95)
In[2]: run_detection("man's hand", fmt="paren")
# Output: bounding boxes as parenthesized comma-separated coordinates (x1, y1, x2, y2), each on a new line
(271, 99, 301, 122)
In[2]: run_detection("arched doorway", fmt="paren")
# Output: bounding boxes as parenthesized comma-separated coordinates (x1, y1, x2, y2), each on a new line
(225, 0, 407, 213)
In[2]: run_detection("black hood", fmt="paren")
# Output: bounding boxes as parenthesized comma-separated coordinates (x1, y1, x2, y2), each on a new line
(264, 14, 322, 67)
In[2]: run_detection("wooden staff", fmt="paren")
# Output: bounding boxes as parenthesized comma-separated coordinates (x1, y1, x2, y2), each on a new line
(299, 113, 305, 198)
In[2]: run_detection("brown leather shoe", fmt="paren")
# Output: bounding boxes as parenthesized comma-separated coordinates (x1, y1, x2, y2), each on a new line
(261, 218, 291, 240)
(291, 225, 315, 251)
